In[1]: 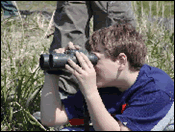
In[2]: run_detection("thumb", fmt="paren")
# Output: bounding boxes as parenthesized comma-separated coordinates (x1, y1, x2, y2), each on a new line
(68, 41, 76, 50)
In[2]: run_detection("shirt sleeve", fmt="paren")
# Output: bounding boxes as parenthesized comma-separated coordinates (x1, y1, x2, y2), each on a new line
(61, 90, 85, 120)
(115, 89, 173, 131)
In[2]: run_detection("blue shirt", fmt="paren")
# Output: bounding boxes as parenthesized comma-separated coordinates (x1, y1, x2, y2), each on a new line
(61, 64, 174, 131)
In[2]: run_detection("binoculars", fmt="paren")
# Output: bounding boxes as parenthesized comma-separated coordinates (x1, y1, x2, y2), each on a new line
(40, 50, 98, 72)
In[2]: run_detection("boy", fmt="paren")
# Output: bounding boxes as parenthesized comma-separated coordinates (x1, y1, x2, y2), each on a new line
(40, 23, 174, 131)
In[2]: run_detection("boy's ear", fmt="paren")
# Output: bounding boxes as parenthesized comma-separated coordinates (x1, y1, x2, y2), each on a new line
(117, 53, 127, 70)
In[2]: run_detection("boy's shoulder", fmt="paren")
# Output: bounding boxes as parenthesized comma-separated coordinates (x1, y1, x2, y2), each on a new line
(138, 64, 173, 86)
(134, 64, 174, 99)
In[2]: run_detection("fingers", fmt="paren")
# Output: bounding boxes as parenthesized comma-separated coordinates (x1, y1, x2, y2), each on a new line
(65, 51, 94, 77)
(65, 42, 75, 50)
(75, 52, 89, 70)
(53, 42, 82, 54)
(65, 42, 82, 50)
(74, 45, 81, 50)
(65, 59, 83, 74)
(65, 64, 79, 77)
(80, 52, 93, 68)
(53, 48, 65, 53)
(75, 51, 94, 70)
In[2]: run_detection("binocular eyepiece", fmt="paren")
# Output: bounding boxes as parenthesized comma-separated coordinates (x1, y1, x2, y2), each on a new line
(40, 50, 98, 72)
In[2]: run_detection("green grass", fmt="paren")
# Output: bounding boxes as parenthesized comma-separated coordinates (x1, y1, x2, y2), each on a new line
(1, 1, 174, 131)
(1, 14, 52, 131)
(132, 1, 174, 79)
(133, 1, 174, 18)
(16, 1, 57, 13)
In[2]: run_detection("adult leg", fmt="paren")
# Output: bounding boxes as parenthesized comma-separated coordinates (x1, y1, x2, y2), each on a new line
(49, 1, 92, 94)
(91, 1, 136, 31)
(49, 1, 92, 53)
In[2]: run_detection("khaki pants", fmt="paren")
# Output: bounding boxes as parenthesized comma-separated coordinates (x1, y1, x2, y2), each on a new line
(49, 1, 136, 94)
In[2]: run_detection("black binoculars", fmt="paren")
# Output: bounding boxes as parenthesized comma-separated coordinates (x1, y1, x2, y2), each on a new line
(40, 50, 98, 72)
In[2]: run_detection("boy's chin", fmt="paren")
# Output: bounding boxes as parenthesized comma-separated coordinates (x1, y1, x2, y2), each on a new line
(96, 76, 104, 87)
(97, 79, 114, 88)
(96, 82, 107, 88)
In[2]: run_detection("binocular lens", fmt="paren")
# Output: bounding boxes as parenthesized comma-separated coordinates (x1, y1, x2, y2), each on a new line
(40, 54, 50, 70)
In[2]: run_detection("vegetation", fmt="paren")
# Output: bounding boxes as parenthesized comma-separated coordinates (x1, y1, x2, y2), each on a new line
(1, 1, 174, 131)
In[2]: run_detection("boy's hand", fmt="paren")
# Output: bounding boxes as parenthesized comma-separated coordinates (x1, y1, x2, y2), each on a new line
(53, 41, 81, 53)
(65, 51, 97, 97)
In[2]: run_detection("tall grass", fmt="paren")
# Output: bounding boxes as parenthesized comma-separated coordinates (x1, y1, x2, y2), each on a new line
(1, 12, 53, 131)
(1, 1, 174, 131)
(132, 1, 174, 79)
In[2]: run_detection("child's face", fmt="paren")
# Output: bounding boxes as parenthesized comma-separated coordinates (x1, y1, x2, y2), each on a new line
(92, 44, 120, 88)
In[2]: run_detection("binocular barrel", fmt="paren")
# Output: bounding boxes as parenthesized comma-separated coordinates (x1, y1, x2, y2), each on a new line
(40, 50, 98, 71)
